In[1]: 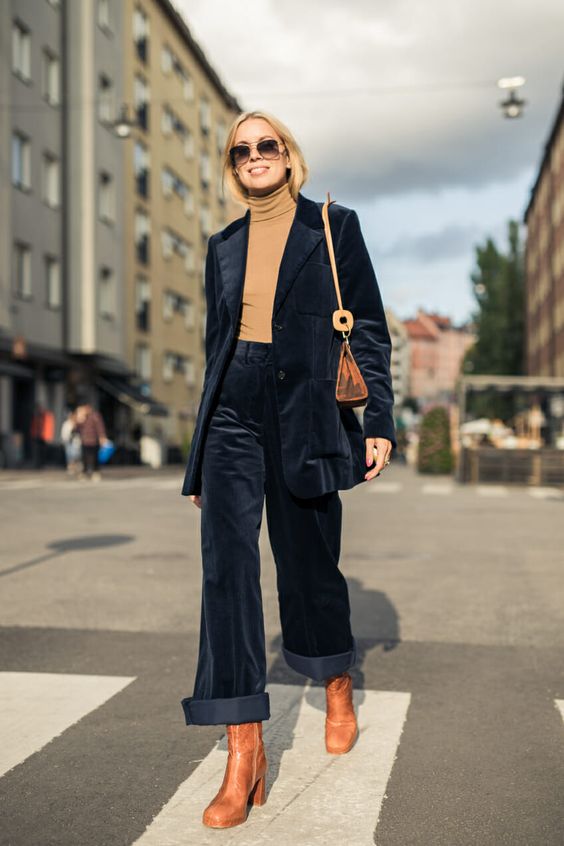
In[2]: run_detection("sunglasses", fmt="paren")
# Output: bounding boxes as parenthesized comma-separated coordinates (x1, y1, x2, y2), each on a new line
(229, 138, 286, 168)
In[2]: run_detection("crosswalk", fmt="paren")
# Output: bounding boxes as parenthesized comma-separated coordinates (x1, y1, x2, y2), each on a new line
(2, 671, 564, 843)
(0, 671, 136, 779)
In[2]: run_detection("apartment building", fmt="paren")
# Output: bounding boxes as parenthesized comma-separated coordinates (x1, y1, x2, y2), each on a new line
(123, 0, 243, 454)
(403, 309, 475, 410)
(523, 82, 564, 377)
(385, 309, 409, 409)
(0, 0, 67, 465)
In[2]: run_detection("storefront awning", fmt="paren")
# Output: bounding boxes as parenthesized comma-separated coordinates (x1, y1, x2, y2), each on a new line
(95, 375, 169, 417)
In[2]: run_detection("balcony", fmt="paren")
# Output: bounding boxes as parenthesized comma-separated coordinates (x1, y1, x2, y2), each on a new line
(136, 234, 150, 265)
(136, 168, 149, 198)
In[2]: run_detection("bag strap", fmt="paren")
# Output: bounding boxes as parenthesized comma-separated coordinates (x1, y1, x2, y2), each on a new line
(321, 192, 354, 336)
(321, 192, 344, 311)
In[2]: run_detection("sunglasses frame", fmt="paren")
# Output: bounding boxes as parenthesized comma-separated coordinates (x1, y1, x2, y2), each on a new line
(229, 138, 287, 168)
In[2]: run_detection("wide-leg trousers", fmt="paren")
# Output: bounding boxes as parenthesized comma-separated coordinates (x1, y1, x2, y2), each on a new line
(181, 338, 357, 726)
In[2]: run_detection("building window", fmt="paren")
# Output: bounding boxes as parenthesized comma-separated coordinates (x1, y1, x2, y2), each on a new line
(183, 299, 195, 330)
(135, 344, 151, 381)
(98, 0, 111, 32)
(163, 352, 175, 382)
(98, 74, 114, 123)
(42, 153, 60, 208)
(135, 210, 150, 265)
(134, 74, 149, 131)
(12, 132, 31, 191)
(181, 69, 194, 102)
(133, 7, 149, 63)
(161, 228, 193, 270)
(200, 151, 211, 189)
(13, 243, 32, 299)
(99, 266, 115, 318)
(134, 141, 150, 198)
(216, 121, 227, 155)
(98, 171, 115, 223)
(200, 204, 212, 239)
(161, 45, 173, 75)
(45, 256, 61, 308)
(12, 21, 31, 81)
(135, 276, 151, 332)
(199, 97, 211, 135)
(42, 49, 60, 105)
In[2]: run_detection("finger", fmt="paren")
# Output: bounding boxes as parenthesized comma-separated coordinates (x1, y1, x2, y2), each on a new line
(365, 438, 376, 466)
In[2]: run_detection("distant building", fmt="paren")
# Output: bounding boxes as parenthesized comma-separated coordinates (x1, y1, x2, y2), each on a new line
(0, 0, 242, 468)
(403, 309, 475, 409)
(523, 81, 564, 377)
(386, 309, 409, 408)
(123, 0, 242, 454)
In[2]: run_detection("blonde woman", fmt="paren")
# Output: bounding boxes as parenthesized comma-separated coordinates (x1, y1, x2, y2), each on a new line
(180, 110, 396, 828)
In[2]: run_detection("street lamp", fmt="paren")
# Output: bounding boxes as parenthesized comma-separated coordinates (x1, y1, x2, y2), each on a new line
(497, 76, 527, 119)
(112, 103, 137, 139)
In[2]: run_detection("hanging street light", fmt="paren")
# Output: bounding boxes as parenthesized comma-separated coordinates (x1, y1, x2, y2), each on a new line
(497, 76, 527, 119)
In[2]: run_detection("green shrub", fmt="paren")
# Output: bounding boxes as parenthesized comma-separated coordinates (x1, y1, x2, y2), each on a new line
(417, 406, 453, 474)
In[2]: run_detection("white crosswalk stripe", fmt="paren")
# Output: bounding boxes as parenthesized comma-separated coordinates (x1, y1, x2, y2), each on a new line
(476, 485, 509, 497)
(133, 683, 411, 846)
(366, 481, 403, 493)
(0, 672, 137, 778)
(421, 483, 454, 495)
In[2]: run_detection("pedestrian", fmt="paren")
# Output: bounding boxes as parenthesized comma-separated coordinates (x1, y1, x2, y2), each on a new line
(73, 403, 109, 482)
(60, 408, 82, 477)
(30, 402, 55, 469)
(180, 109, 396, 829)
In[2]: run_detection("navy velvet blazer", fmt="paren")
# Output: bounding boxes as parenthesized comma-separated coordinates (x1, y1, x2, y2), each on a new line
(181, 191, 396, 499)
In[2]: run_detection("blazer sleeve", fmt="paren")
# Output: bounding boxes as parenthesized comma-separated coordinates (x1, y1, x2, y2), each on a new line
(334, 208, 397, 448)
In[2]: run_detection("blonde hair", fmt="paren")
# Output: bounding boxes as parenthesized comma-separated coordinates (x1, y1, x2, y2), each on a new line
(221, 110, 309, 206)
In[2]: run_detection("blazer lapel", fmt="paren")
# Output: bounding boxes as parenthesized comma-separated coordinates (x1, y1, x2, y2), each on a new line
(215, 191, 325, 329)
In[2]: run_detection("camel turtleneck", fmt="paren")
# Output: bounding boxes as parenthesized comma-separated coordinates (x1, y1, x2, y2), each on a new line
(235, 180, 297, 342)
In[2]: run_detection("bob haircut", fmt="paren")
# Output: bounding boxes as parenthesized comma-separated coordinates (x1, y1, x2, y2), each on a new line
(221, 110, 309, 207)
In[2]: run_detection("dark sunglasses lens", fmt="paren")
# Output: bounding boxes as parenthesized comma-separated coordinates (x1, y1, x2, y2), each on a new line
(230, 145, 250, 166)
(257, 139, 281, 158)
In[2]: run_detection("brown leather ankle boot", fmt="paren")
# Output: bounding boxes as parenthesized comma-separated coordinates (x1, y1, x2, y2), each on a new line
(202, 721, 267, 828)
(324, 671, 358, 754)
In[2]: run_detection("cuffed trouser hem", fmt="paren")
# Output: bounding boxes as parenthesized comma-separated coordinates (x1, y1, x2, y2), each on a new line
(180, 692, 270, 726)
(282, 636, 357, 682)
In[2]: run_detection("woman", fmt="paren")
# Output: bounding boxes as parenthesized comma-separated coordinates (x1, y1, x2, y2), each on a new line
(180, 110, 396, 829)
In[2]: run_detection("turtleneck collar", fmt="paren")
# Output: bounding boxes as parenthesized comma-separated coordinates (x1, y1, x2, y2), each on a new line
(245, 180, 297, 222)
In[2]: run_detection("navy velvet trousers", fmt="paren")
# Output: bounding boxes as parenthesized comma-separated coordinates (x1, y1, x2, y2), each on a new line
(181, 338, 357, 726)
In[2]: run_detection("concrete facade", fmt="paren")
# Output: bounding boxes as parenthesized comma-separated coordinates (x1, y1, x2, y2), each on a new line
(524, 82, 564, 377)
(123, 0, 242, 450)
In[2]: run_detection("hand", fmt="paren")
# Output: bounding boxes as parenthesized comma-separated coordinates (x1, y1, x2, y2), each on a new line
(189, 494, 202, 509)
(364, 437, 392, 481)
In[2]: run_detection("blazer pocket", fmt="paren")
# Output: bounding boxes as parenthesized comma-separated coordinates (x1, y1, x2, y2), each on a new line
(295, 264, 336, 316)
(308, 378, 352, 460)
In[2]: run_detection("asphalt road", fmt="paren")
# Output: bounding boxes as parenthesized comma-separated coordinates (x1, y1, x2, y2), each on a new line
(0, 463, 563, 845)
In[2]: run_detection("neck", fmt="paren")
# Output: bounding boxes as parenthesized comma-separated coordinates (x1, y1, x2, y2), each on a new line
(246, 180, 296, 221)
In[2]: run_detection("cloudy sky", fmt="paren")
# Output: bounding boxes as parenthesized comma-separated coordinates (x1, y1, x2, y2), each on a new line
(175, 0, 563, 324)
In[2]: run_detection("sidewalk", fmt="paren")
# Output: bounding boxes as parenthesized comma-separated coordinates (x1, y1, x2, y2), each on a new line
(0, 464, 183, 483)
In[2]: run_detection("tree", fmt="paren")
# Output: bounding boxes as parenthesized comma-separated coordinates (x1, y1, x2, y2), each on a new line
(463, 219, 525, 376)
(417, 406, 453, 474)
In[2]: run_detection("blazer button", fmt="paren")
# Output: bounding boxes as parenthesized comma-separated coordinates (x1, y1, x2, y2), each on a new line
(273, 322, 283, 330)
(278, 370, 286, 380)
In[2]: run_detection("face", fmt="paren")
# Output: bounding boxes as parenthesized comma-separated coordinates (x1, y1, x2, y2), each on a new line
(231, 117, 291, 197)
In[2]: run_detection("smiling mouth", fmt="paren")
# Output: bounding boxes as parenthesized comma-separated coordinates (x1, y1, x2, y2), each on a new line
(249, 166, 269, 174)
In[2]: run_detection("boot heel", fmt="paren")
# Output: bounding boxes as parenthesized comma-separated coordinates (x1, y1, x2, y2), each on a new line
(249, 773, 267, 806)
